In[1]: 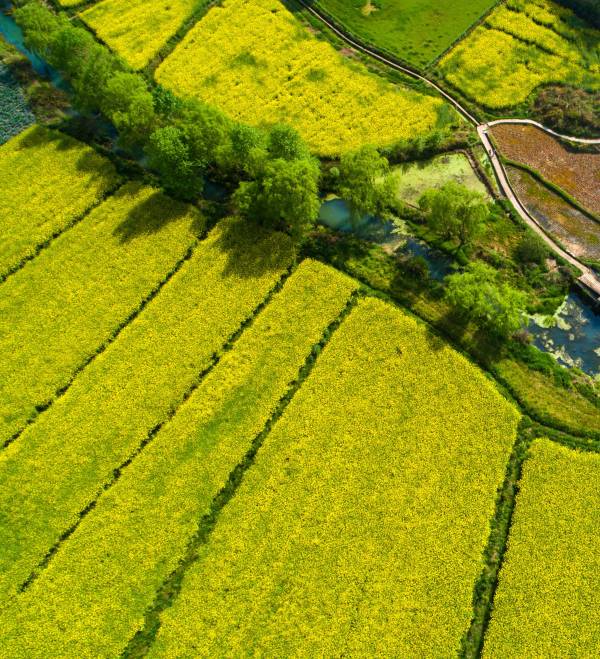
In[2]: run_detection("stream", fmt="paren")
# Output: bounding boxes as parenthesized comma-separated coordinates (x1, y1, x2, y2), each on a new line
(1, 1, 598, 378)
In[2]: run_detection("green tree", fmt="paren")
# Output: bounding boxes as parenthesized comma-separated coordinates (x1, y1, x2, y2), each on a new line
(515, 233, 548, 266)
(445, 262, 527, 338)
(147, 126, 205, 201)
(14, 2, 65, 57)
(337, 145, 394, 225)
(101, 72, 155, 145)
(419, 182, 489, 247)
(268, 123, 309, 161)
(234, 157, 320, 241)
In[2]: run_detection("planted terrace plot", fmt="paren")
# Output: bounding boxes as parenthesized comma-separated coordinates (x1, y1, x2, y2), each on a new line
(0, 125, 120, 279)
(0, 261, 356, 656)
(439, 0, 600, 109)
(491, 124, 600, 217)
(150, 298, 520, 657)
(507, 165, 600, 262)
(484, 440, 600, 657)
(0, 218, 295, 604)
(0, 182, 201, 447)
(81, 0, 201, 70)
(155, 0, 444, 156)
(316, 0, 497, 68)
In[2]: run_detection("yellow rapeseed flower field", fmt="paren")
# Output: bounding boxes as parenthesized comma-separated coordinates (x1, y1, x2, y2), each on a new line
(0, 125, 120, 279)
(484, 439, 600, 657)
(439, 0, 599, 108)
(0, 261, 356, 655)
(150, 297, 520, 656)
(0, 182, 202, 447)
(81, 0, 198, 70)
(155, 0, 444, 155)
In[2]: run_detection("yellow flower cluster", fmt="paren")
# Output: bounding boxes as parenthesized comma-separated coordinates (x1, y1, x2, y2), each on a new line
(484, 439, 600, 657)
(0, 125, 120, 278)
(0, 181, 202, 447)
(0, 260, 355, 655)
(150, 297, 520, 657)
(81, 0, 198, 70)
(155, 0, 443, 156)
(439, 0, 600, 109)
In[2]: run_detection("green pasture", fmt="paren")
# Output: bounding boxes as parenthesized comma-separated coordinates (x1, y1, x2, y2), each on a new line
(316, 0, 498, 67)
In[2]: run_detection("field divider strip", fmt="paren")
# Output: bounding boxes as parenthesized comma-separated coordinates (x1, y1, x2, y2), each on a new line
(0, 178, 123, 285)
(1, 231, 204, 453)
(121, 289, 361, 658)
(17, 262, 298, 593)
(460, 418, 533, 658)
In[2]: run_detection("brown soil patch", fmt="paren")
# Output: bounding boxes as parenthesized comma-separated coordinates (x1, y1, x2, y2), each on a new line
(491, 124, 600, 216)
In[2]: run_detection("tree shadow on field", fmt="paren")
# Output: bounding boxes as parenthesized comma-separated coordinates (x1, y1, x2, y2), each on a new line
(17, 124, 105, 175)
(215, 218, 296, 280)
(113, 185, 205, 243)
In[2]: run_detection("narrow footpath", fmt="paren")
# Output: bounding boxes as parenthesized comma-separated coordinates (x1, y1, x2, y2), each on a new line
(297, 0, 600, 302)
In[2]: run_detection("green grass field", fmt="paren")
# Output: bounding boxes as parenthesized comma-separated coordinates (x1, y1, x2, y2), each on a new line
(0, 218, 294, 603)
(483, 439, 600, 657)
(0, 125, 120, 279)
(149, 297, 519, 656)
(0, 182, 202, 447)
(316, 0, 498, 67)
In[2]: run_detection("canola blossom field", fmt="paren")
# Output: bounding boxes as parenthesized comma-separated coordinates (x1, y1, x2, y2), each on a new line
(483, 440, 600, 657)
(150, 298, 520, 657)
(1, 0, 600, 653)
(155, 0, 445, 155)
(81, 0, 202, 70)
(0, 125, 120, 279)
(440, 0, 600, 108)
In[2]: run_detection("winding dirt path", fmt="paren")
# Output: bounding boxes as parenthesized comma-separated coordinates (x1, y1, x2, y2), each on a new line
(297, 0, 600, 301)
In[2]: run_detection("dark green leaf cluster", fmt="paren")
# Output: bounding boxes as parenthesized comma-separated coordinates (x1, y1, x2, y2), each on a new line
(445, 262, 528, 338)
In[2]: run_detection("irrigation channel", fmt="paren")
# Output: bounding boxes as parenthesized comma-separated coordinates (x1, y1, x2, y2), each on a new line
(0, 1, 598, 376)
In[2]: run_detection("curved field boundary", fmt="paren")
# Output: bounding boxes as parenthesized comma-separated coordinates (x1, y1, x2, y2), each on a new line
(297, 0, 600, 301)
(296, 0, 479, 125)
(487, 118, 600, 145)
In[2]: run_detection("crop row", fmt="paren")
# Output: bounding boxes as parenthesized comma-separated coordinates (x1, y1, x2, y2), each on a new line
(0, 260, 356, 656)
(484, 439, 600, 657)
(150, 297, 520, 657)
(0, 181, 202, 447)
(0, 125, 121, 280)
(81, 0, 201, 70)
(490, 123, 600, 217)
(439, 0, 599, 109)
(0, 217, 295, 604)
(155, 0, 443, 156)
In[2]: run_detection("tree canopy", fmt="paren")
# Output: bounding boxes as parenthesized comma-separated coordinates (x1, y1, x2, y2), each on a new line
(445, 262, 527, 338)
(419, 182, 489, 247)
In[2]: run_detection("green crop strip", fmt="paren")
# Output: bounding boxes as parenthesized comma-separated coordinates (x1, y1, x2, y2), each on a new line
(0, 125, 121, 282)
(0, 260, 357, 656)
(483, 439, 600, 657)
(147, 297, 520, 656)
(0, 217, 294, 605)
(0, 181, 203, 448)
